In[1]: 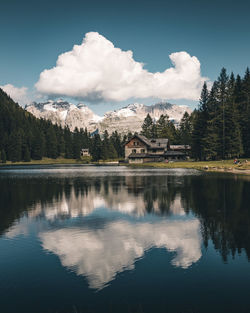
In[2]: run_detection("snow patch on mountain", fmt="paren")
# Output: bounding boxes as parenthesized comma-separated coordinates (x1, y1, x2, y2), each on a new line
(25, 100, 192, 134)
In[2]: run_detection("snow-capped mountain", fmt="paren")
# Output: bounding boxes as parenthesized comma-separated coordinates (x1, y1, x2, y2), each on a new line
(25, 100, 192, 134)
(26, 99, 102, 132)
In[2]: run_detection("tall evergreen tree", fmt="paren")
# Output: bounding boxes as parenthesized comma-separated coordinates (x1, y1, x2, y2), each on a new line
(110, 131, 123, 157)
(217, 67, 229, 159)
(8, 130, 22, 162)
(203, 81, 220, 159)
(241, 68, 250, 156)
(141, 114, 154, 138)
(101, 130, 109, 160)
(31, 129, 45, 160)
(156, 114, 168, 138)
(223, 73, 243, 157)
(1, 149, 6, 163)
(46, 126, 58, 159)
(91, 134, 102, 161)
(23, 145, 31, 162)
(64, 127, 73, 159)
(192, 82, 209, 160)
(72, 128, 82, 159)
(154, 114, 178, 143)
(179, 112, 192, 146)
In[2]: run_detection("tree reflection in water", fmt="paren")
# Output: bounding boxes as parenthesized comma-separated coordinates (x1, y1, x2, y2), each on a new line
(1, 169, 250, 271)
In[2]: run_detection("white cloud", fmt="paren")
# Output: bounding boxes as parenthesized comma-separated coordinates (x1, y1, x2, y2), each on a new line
(0, 83, 30, 105)
(35, 32, 209, 102)
(40, 219, 201, 289)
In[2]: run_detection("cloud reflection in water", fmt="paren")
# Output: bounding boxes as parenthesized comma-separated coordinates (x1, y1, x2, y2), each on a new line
(40, 218, 201, 290)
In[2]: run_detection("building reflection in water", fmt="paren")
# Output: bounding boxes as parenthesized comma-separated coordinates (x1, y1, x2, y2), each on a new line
(4, 174, 202, 289)
(25, 175, 192, 220)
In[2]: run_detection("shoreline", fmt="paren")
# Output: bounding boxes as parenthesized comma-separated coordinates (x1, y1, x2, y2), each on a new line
(0, 158, 120, 167)
(126, 160, 250, 175)
(1, 158, 250, 175)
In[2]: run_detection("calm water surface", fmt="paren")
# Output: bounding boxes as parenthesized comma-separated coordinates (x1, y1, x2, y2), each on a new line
(0, 165, 250, 313)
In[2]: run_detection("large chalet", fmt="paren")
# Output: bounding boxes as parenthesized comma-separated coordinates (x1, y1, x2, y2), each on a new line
(125, 134, 190, 163)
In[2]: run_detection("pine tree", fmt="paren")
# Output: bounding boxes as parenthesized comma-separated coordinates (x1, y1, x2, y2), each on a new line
(203, 70, 230, 159)
(108, 142, 118, 159)
(127, 132, 133, 141)
(1, 149, 6, 163)
(8, 130, 22, 162)
(46, 126, 58, 159)
(0, 87, 84, 162)
(203, 81, 220, 159)
(64, 126, 73, 159)
(192, 82, 210, 160)
(72, 128, 82, 159)
(217, 68, 229, 159)
(223, 73, 243, 157)
(58, 134, 65, 157)
(141, 114, 154, 138)
(110, 131, 123, 157)
(156, 115, 168, 138)
(179, 112, 192, 146)
(31, 130, 45, 160)
(194, 69, 244, 160)
(23, 145, 31, 162)
(91, 134, 102, 161)
(155, 114, 178, 143)
(241, 68, 250, 156)
(101, 130, 109, 160)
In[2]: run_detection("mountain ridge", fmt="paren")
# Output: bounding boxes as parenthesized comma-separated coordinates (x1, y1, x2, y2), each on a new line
(25, 100, 192, 134)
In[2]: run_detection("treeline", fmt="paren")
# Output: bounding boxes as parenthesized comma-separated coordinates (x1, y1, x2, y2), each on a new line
(140, 111, 192, 146)
(0, 89, 126, 162)
(140, 67, 250, 160)
(192, 67, 250, 160)
(1, 66, 249, 163)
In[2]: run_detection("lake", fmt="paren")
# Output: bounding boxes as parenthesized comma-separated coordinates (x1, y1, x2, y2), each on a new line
(0, 165, 250, 313)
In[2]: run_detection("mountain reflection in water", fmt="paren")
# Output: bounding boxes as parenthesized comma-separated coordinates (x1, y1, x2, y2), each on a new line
(1, 166, 250, 299)
(2, 169, 202, 289)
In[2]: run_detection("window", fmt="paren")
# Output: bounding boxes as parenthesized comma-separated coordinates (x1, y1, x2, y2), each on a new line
(133, 141, 139, 146)
(158, 143, 161, 146)
(152, 149, 156, 153)
(141, 149, 145, 153)
(132, 149, 136, 153)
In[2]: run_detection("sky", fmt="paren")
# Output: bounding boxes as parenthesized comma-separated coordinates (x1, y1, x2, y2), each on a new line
(0, 0, 250, 115)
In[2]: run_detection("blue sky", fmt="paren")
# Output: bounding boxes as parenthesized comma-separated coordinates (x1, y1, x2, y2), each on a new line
(0, 0, 250, 114)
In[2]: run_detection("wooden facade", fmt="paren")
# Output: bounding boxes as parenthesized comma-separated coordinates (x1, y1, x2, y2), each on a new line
(125, 135, 188, 163)
(124, 137, 147, 159)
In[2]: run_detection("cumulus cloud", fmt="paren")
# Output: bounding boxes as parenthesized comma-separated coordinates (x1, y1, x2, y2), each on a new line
(40, 219, 201, 289)
(35, 32, 208, 102)
(0, 83, 30, 105)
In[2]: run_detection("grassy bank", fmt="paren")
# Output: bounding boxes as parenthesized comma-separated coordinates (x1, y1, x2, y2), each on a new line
(0, 157, 84, 166)
(1, 158, 250, 174)
(128, 159, 250, 173)
(0, 157, 121, 166)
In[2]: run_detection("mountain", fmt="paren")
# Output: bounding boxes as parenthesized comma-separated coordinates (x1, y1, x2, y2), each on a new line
(99, 102, 192, 134)
(25, 99, 102, 133)
(0, 88, 72, 162)
(25, 100, 192, 134)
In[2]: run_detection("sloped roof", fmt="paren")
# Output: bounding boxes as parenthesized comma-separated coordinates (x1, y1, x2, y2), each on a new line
(170, 145, 191, 150)
(129, 134, 169, 148)
(128, 153, 149, 158)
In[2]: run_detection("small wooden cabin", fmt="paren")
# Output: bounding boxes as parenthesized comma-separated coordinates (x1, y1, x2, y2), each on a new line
(80, 148, 90, 157)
